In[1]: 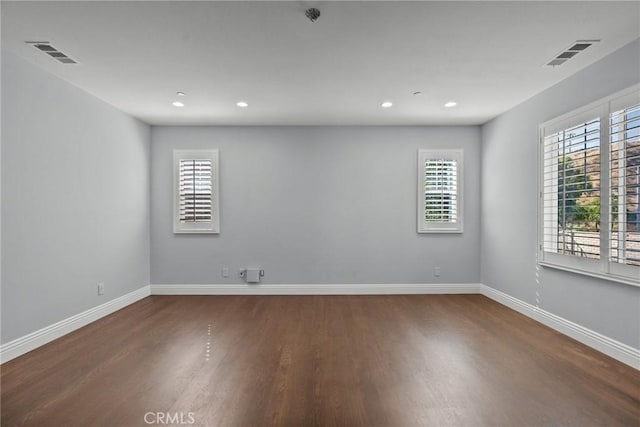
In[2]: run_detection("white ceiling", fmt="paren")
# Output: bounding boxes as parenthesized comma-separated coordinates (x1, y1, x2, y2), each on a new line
(2, 1, 639, 126)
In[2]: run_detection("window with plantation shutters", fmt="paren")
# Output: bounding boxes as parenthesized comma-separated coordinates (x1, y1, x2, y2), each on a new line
(174, 150, 219, 234)
(610, 102, 640, 269)
(179, 159, 212, 222)
(542, 117, 601, 260)
(418, 149, 463, 233)
(539, 85, 639, 285)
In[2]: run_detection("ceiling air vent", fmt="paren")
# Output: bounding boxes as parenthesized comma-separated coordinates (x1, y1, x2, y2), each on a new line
(26, 41, 78, 64)
(545, 39, 600, 67)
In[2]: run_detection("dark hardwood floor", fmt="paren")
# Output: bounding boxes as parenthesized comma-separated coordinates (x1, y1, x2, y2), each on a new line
(2, 295, 639, 426)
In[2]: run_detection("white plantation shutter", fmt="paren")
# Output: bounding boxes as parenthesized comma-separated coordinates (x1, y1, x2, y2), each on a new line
(542, 116, 601, 260)
(610, 102, 640, 268)
(425, 160, 458, 221)
(179, 159, 212, 222)
(418, 149, 463, 233)
(174, 150, 219, 233)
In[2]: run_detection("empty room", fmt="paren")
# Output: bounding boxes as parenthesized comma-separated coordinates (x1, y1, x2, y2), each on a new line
(1, 1, 639, 426)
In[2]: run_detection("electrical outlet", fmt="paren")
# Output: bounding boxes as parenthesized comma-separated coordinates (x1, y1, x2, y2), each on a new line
(222, 267, 229, 278)
(98, 282, 105, 295)
(434, 267, 441, 277)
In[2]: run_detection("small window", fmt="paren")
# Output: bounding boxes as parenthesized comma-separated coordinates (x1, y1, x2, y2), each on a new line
(174, 150, 219, 234)
(418, 149, 463, 233)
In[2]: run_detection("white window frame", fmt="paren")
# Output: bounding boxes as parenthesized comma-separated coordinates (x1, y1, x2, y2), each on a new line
(538, 84, 640, 286)
(417, 149, 464, 233)
(173, 149, 220, 234)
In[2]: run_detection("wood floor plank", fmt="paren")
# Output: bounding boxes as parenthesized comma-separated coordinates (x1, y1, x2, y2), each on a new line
(2, 295, 639, 426)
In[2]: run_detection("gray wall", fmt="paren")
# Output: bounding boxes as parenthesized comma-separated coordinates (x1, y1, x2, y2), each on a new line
(151, 126, 481, 285)
(481, 39, 640, 348)
(1, 52, 151, 344)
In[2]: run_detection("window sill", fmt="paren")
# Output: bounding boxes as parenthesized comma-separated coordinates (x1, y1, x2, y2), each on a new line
(174, 230, 219, 234)
(417, 229, 464, 234)
(538, 261, 639, 288)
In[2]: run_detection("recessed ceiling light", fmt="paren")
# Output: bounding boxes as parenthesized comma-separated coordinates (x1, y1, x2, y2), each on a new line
(176, 92, 186, 97)
(444, 101, 457, 108)
(236, 101, 249, 108)
(381, 101, 393, 108)
(172, 101, 185, 107)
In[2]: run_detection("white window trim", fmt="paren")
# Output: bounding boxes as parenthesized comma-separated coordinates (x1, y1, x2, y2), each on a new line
(417, 149, 464, 234)
(173, 149, 220, 234)
(537, 84, 640, 286)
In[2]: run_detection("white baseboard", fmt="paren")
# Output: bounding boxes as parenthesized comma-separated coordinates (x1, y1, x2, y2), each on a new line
(480, 284, 640, 369)
(150, 283, 482, 295)
(3, 282, 637, 371)
(0, 285, 150, 364)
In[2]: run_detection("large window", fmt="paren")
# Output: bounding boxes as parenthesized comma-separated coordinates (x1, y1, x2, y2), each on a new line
(174, 150, 219, 234)
(418, 149, 463, 233)
(539, 85, 639, 284)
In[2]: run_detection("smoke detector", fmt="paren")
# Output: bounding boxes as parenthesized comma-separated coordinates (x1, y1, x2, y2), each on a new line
(305, 8, 320, 22)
